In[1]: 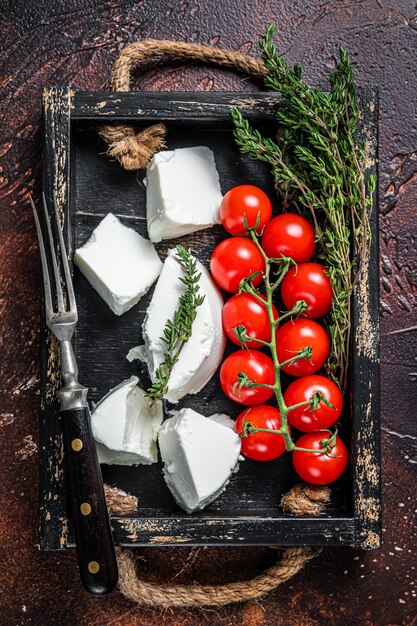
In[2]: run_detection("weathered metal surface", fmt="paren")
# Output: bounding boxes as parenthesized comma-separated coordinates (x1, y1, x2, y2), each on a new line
(1, 1, 416, 624)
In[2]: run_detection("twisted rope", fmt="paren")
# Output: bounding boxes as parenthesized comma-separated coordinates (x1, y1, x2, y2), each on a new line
(104, 482, 329, 607)
(116, 545, 319, 608)
(99, 39, 267, 170)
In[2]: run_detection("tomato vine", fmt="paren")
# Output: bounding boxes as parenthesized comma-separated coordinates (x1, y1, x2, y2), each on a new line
(236, 220, 338, 456)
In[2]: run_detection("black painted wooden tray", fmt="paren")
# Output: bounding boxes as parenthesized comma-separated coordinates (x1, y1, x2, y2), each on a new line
(40, 87, 381, 551)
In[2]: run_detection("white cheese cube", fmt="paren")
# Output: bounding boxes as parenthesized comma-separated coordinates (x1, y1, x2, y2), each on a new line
(74, 213, 162, 315)
(142, 248, 226, 403)
(158, 408, 241, 513)
(146, 147, 223, 242)
(91, 376, 163, 465)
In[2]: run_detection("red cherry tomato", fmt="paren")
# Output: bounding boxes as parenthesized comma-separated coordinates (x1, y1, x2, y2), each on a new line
(235, 405, 286, 461)
(292, 431, 348, 484)
(262, 213, 316, 263)
(276, 319, 330, 376)
(220, 185, 272, 235)
(220, 349, 275, 405)
(222, 293, 279, 348)
(210, 237, 265, 293)
(281, 263, 333, 319)
(284, 375, 343, 432)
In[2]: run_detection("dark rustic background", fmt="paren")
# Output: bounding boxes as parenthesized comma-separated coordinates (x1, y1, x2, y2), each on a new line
(1, 1, 416, 625)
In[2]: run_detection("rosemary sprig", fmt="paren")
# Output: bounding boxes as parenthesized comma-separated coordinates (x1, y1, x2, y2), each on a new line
(231, 25, 376, 394)
(146, 245, 205, 399)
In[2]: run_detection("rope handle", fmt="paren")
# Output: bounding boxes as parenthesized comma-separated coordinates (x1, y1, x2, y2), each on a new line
(104, 483, 329, 607)
(99, 39, 267, 170)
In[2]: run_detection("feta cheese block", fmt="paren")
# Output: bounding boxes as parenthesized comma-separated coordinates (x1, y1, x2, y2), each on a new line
(158, 408, 241, 513)
(74, 213, 162, 315)
(142, 248, 226, 403)
(91, 376, 163, 465)
(146, 147, 223, 242)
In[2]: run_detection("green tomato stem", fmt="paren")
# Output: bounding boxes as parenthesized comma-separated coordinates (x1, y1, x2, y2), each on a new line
(241, 227, 336, 456)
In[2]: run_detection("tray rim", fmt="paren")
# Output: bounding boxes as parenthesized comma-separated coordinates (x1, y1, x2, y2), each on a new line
(39, 87, 381, 550)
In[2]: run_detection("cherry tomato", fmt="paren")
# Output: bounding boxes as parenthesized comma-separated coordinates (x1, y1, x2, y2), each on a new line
(292, 431, 348, 484)
(281, 262, 333, 319)
(220, 349, 275, 405)
(261, 213, 316, 263)
(210, 237, 265, 293)
(235, 405, 286, 461)
(276, 319, 330, 376)
(220, 185, 272, 235)
(284, 375, 343, 432)
(222, 293, 279, 348)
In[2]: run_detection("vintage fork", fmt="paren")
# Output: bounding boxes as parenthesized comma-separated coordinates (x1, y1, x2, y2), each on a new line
(31, 193, 118, 595)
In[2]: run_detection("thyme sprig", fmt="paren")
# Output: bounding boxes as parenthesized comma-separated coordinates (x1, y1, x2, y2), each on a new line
(146, 245, 205, 399)
(231, 25, 376, 393)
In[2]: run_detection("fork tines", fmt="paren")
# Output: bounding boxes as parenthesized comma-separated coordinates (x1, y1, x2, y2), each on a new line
(30, 193, 77, 322)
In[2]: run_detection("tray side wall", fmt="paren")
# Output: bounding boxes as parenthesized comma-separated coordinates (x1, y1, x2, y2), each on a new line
(39, 87, 72, 550)
(40, 88, 381, 550)
(352, 88, 382, 549)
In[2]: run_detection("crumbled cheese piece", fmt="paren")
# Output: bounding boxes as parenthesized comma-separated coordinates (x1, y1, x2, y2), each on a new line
(158, 408, 241, 513)
(146, 147, 222, 242)
(91, 376, 163, 465)
(74, 213, 162, 315)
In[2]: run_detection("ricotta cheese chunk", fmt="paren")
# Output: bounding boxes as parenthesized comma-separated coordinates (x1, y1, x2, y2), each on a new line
(158, 408, 241, 513)
(142, 248, 226, 403)
(146, 147, 223, 242)
(91, 376, 163, 465)
(74, 213, 162, 316)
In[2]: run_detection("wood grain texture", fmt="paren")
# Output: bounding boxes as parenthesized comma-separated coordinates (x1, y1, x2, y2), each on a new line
(41, 90, 379, 549)
(1, 1, 416, 624)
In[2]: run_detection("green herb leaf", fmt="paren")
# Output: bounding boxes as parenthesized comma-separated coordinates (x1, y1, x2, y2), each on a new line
(146, 245, 205, 399)
(231, 29, 373, 394)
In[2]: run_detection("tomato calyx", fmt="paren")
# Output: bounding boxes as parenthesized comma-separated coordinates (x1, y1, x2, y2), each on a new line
(233, 370, 274, 394)
(279, 345, 313, 370)
(243, 209, 262, 234)
(292, 428, 341, 457)
(277, 299, 308, 322)
(233, 324, 250, 347)
(238, 270, 264, 296)
(310, 390, 336, 413)
(232, 324, 269, 349)
(285, 390, 335, 417)
(239, 413, 283, 439)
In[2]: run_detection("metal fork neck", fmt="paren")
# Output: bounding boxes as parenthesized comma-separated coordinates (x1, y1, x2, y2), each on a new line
(58, 340, 89, 411)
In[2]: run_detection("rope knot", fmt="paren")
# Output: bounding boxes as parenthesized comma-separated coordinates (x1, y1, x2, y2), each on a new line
(280, 483, 330, 516)
(99, 122, 166, 171)
(99, 38, 266, 170)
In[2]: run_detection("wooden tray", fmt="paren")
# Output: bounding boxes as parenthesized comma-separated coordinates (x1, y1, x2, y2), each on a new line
(40, 87, 381, 550)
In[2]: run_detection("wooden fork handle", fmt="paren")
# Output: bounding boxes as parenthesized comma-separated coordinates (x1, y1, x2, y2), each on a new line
(61, 407, 118, 595)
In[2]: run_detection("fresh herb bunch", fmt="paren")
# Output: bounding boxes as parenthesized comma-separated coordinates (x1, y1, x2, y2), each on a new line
(231, 25, 376, 393)
(146, 245, 205, 399)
